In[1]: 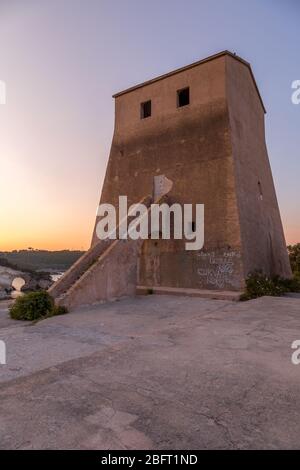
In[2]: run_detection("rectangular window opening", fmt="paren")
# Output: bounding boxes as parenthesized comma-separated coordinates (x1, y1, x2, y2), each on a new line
(141, 100, 151, 119)
(258, 181, 263, 200)
(177, 87, 190, 107)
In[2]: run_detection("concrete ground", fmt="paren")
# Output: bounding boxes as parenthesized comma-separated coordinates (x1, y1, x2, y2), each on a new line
(0, 294, 300, 450)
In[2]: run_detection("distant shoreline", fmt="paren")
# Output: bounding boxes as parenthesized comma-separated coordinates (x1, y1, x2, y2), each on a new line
(0, 249, 84, 273)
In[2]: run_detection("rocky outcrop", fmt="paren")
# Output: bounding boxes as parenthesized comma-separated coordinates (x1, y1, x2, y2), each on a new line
(0, 289, 12, 300)
(0, 266, 23, 288)
(21, 276, 52, 292)
(0, 266, 22, 299)
(0, 265, 53, 299)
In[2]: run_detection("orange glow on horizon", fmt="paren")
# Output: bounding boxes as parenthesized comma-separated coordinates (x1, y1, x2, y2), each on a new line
(284, 229, 300, 247)
(0, 219, 93, 252)
(1, 221, 299, 252)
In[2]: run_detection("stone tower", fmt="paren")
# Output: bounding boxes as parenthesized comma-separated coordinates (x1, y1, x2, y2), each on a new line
(50, 51, 291, 309)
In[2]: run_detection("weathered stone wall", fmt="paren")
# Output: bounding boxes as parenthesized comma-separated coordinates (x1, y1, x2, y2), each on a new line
(225, 55, 292, 279)
(138, 241, 244, 291)
(58, 238, 143, 310)
(91, 54, 245, 290)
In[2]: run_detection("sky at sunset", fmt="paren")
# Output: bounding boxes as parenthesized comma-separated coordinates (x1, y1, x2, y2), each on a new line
(0, 0, 299, 251)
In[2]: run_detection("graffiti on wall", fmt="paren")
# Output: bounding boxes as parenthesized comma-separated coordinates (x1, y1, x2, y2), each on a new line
(197, 250, 241, 289)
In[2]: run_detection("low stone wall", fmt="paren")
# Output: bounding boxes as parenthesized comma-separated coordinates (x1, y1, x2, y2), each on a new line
(58, 238, 144, 310)
(48, 239, 113, 299)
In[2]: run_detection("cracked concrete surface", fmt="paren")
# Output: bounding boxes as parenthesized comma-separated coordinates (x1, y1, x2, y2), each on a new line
(0, 294, 300, 449)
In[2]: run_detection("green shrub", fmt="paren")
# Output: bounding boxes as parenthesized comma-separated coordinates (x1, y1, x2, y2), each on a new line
(240, 271, 300, 301)
(9, 291, 68, 321)
(279, 276, 300, 293)
(52, 305, 68, 316)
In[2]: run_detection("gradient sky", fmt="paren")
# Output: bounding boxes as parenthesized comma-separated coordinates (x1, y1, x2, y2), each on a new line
(0, 0, 299, 251)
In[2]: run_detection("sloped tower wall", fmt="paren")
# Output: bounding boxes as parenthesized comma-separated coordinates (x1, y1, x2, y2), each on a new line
(90, 51, 291, 292)
(225, 55, 291, 279)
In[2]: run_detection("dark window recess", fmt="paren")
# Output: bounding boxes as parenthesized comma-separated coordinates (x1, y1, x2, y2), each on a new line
(177, 87, 190, 107)
(141, 100, 151, 119)
(258, 181, 263, 200)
